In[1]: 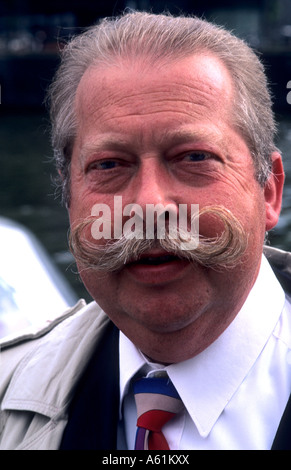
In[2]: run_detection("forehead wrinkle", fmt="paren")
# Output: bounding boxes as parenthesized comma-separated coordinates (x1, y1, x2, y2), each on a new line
(104, 87, 218, 118)
(79, 73, 228, 124)
(155, 126, 225, 147)
(89, 86, 222, 130)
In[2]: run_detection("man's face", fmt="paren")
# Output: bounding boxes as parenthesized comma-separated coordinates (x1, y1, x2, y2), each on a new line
(68, 54, 279, 362)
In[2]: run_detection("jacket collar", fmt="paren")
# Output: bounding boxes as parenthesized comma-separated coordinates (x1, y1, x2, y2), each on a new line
(2, 301, 111, 419)
(264, 245, 291, 295)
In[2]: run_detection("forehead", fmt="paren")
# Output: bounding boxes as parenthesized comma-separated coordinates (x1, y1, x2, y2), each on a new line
(75, 54, 235, 137)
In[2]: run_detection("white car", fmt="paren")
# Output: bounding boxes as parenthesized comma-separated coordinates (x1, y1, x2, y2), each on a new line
(0, 217, 77, 339)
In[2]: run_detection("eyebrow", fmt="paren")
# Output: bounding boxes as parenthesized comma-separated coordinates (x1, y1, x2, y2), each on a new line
(80, 135, 129, 155)
(158, 127, 225, 148)
(80, 126, 225, 159)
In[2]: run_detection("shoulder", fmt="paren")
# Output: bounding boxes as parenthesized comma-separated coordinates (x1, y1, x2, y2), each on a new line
(0, 299, 110, 395)
(264, 246, 291, 296)
(0, 299, 87, 351)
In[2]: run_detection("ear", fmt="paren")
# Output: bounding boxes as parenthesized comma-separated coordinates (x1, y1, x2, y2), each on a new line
(264, 151, 285, 231)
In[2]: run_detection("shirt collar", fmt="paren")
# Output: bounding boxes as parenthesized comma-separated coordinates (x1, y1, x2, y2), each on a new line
(119, 331, 167, 418)
(119, 255, 286, 436)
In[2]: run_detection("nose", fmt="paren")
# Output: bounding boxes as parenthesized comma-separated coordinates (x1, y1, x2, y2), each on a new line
(130, 158, 179, 235)
(133, 157, 177, 207)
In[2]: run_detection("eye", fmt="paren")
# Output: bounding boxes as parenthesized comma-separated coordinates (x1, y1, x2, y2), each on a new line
(183, 151, 210, 162)
(98, 160, 119, 170)
(87, 159, 121, 171)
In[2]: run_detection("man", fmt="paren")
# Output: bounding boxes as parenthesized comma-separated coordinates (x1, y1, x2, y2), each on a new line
(0, 11, 290, 450)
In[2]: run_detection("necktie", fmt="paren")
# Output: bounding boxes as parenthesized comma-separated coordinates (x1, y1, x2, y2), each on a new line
(133, 376, 183, 450)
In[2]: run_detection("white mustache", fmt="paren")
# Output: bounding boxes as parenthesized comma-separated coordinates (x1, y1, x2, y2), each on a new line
(69, 206, 248, 272)
(69, 205, 248, 273)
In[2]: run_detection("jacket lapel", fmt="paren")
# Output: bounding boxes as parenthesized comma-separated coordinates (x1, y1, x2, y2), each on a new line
(264, 246, 291, 296)
(264, 247, 291, 449)
(1, 302, 120, 450)
(272, 393, 291, 450)
(59, 321, 120, 449)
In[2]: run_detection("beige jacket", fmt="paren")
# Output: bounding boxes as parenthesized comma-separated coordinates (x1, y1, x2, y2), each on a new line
(0, 299, 110, 450)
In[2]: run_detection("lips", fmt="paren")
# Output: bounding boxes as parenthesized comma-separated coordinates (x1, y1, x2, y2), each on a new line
(124, 250, 190, 285)
(132, 253, 180, 266)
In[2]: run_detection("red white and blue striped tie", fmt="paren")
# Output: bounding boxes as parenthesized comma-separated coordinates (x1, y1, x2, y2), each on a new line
(133, 376, 183, 450)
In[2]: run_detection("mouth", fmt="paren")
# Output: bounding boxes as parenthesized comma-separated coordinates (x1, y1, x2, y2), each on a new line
(125, 250, 189, 285)
(131, 252, 181, 266)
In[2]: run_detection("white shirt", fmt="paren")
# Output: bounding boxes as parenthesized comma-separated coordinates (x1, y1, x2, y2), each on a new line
(118, 255, 291, 450)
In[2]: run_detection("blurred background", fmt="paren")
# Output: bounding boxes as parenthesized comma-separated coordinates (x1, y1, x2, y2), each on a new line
(1, 0, 291, 335)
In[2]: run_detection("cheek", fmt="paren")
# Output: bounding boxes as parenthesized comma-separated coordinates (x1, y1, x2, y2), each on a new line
(196, 181, 266, 247)
(79, 269, 122, 317)
(69, 168, 110, 223)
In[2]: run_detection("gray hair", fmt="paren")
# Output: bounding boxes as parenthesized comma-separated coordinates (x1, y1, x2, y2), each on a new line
(47, 11, 277, 206)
